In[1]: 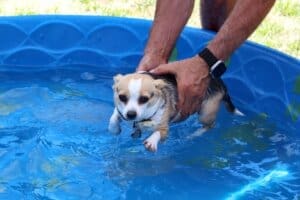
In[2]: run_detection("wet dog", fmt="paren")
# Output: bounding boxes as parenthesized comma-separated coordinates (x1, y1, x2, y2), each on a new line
(108, 72, 243, 152)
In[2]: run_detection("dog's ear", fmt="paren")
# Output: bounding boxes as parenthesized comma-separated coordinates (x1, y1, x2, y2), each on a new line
(113, 74, 123, 84)
(112, 74, 123, 90)
(154, 79, 167, 90)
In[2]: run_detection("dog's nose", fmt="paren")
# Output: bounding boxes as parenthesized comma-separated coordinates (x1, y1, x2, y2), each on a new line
(126, 110, 137, 120)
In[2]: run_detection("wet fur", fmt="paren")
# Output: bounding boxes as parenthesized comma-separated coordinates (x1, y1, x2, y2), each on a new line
(109, 72, 240, 152)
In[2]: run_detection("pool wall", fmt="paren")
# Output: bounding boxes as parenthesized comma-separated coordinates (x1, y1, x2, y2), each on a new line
(0, 15, 299, 128)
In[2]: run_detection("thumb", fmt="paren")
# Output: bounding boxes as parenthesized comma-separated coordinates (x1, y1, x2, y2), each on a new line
(136, 65, 147, 72)
(136, 63, 153, 72)
(150, 63, 175, 75)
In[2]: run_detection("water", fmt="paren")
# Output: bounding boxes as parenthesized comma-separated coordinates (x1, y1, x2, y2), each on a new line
(0, 69, 299, 199)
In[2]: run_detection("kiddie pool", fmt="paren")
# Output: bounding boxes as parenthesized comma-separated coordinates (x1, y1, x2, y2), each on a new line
(0, 16, 299, 199)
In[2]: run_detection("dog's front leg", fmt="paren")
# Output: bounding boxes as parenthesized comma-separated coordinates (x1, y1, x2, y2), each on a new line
(108, 108, 121, 134)
(143, 131, 161, 152)
(144, 127, 168, 152)
(131, 122, 142, 138)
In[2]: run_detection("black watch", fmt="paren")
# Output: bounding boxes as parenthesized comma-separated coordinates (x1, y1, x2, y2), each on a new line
(198, 48, 226, 78)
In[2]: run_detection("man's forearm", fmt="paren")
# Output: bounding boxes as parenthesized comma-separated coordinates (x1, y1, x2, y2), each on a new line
(207, 0, 275, 61)
(144, 0, 195, 61)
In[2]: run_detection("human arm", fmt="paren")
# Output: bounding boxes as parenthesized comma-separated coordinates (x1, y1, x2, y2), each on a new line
(137, 0, 195, 71)
(152, 0, 275, 120)
(206, 0, 276, 60)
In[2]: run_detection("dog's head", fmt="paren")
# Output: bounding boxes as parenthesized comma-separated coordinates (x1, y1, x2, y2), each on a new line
(112, 73, 166, 121)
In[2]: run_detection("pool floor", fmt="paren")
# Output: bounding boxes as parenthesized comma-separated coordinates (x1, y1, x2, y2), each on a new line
(0, 69, 299, 199)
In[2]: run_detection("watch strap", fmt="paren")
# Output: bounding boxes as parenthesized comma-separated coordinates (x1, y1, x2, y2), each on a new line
(198, 47, 219, 68)
(198, 48, 227, 78)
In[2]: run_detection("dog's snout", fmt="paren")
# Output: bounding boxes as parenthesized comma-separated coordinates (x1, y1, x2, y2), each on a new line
(126, 110, 137, 120)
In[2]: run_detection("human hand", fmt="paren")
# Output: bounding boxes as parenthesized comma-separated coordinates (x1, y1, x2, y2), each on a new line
(151, 56, 210, 121)
(136, 53, 167, 72)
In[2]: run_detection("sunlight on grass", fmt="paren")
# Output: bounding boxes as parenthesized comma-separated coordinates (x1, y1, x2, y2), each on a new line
(274, 0, 300, 17)
(0, 0, 298, 58)
(250, 0, 300, 58)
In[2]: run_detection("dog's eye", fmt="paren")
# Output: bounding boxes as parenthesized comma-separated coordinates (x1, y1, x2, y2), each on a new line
(118, 94, 128, 103)
(138, 96, 149, 104)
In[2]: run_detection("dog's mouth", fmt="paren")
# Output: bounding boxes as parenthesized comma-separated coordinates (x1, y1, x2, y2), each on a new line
(116, 108, 153, 123)
(136, 118, 152, 123)
(116, 100, 163, 123)
(122, 114, 151, 123)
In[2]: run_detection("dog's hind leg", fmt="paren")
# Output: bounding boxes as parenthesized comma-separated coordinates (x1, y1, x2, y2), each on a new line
(188, 93, 223, 139)
(223, 93, 244, 116)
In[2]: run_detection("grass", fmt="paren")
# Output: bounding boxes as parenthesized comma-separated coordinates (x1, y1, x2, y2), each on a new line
(0, 0, 299, 58)
(249, 0, 300, 58)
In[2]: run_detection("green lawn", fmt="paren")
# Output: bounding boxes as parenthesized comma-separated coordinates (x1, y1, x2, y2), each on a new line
(0, 0, 299, 58)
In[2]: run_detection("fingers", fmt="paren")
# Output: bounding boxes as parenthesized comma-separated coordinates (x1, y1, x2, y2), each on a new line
(136, 66, 145, 72)
(177, 90, 198, 120)
(150, 63, 176, 75)
(136, 64, 152, 72)
(177, 99, 198, 121)
(177, 89, 188, 119)
(176, 77, 209, 121)
(136, 60, 155, 72)
(137, 54, 167, 72)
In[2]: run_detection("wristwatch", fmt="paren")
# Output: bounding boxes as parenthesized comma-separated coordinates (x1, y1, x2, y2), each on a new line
(198, 48, 227, 78)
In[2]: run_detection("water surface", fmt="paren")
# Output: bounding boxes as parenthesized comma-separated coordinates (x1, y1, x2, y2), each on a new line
(0, 69, 299, 199)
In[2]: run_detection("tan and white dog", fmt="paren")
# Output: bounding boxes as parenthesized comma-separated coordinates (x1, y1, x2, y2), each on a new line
(108, 72, 243, 152)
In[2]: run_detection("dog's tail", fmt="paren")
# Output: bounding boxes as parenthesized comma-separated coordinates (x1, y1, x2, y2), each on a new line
(222, 93, 244, 116)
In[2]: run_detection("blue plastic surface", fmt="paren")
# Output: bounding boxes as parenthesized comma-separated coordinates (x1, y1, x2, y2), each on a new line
(0, 15, 299, 127)
(0, 15, 300, 199)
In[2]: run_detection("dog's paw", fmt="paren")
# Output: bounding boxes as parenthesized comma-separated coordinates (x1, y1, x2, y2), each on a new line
(108, 122, 121, 135)
(143, 140, 158, 152)
(143, 131, 161, 152)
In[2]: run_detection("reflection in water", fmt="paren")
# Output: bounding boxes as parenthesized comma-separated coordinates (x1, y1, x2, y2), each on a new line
(226, 168, 289, 200)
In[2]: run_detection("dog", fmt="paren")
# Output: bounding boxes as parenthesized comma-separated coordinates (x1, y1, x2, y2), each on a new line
(108, 72, 243, 152)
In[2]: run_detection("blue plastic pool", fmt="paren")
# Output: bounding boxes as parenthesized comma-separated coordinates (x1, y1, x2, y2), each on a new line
(0, 16, 299, 199)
